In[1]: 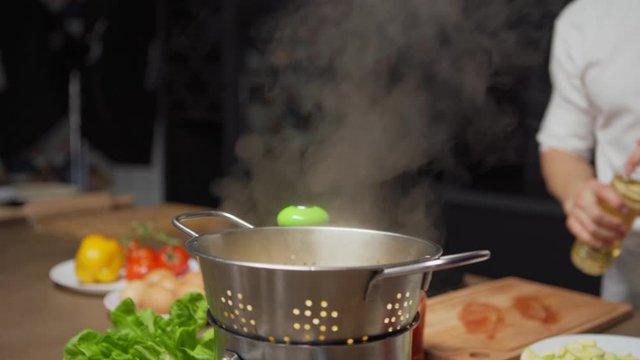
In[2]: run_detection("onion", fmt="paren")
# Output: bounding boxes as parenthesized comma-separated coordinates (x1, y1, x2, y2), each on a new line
(120, 280, 147, 306)
(140, 284, 175, 314)
(126, 269, 205, 314)
(181, 271, 204, 288)
(144, 268, 176, 285)
(156, 275, 179, 292)
(175, 282, 204, 298)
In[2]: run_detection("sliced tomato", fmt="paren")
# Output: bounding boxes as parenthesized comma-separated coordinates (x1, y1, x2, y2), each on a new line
(156, 245, 190, 275)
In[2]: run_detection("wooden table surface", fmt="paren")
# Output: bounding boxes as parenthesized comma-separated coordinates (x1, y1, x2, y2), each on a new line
(0, 203, 232, 360)
(0, 208, 638, 360)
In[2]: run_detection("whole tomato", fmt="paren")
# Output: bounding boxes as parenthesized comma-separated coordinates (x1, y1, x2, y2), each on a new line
(156, 245, 190, 275)
(126, 246, 158, 280)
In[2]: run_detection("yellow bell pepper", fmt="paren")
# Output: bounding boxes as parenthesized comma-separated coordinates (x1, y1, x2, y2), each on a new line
(75, 234, 124, 283)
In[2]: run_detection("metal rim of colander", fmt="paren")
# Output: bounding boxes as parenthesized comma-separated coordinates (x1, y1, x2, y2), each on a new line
(207, 309, 420, 346)
(186, 226, 444, 272)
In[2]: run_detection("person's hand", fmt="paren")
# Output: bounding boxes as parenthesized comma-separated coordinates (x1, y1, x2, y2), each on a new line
(625, 139, 640, 176)
(563, 179, 629, 248)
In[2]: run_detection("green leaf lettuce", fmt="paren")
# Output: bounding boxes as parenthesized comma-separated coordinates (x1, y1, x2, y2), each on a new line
(64, 292, 214, 360)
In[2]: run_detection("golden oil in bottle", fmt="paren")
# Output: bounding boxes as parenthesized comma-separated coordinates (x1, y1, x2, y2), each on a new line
(571, 174, 640, 276)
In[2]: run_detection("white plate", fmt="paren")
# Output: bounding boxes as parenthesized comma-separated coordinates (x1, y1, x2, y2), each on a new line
(103, 259, 200, 315)
(104, 290, 123, 312)
(49, 259, 126, 295)
(521, 334, 640, 359)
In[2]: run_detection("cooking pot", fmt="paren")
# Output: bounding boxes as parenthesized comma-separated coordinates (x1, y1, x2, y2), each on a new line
(208, 311, 419, 360)
(173, 210, 489, 344)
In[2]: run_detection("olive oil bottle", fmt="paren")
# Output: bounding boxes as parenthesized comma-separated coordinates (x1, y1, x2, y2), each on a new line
(571, 174, 640, 276)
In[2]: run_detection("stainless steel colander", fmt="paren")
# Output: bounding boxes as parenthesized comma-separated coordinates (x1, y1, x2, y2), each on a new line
(173, 210, 489, 344)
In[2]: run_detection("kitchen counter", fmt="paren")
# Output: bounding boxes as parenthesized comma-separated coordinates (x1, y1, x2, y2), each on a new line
(0, 214, 638, 360)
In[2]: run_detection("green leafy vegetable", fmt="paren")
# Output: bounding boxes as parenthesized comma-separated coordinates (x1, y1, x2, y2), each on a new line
(64, 292, 214, 360)
(120, 222, 180, 247)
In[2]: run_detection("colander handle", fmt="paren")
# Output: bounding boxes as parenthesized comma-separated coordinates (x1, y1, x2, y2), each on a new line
(368, 250, 490, 288)
(172, 210, 254, 237)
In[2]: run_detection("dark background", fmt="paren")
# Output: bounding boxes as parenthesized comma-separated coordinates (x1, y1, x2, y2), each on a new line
(0, 0, 598, 295)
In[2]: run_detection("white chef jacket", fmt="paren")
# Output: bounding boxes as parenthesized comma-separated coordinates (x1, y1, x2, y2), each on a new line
(537, 0, 640, 307)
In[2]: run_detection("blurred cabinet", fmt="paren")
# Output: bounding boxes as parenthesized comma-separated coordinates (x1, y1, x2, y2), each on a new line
(161, 0, 236, 206)
(161, 0, 282, 206)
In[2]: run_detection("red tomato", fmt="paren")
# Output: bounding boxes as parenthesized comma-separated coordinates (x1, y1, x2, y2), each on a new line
(126, 247, 158, 280)
(156, 245, 190, 275)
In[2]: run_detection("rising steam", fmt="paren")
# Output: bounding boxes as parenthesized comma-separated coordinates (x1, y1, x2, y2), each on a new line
(214, 0, 563, 239)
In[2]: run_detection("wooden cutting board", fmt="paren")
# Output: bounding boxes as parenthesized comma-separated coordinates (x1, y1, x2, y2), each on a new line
(423, 277, 633, 360)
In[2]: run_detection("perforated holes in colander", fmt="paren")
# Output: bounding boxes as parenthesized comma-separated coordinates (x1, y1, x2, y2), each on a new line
(383, 291, 418, 332)
(220, 290, 257, 335)
(290, 299, 342, 343)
